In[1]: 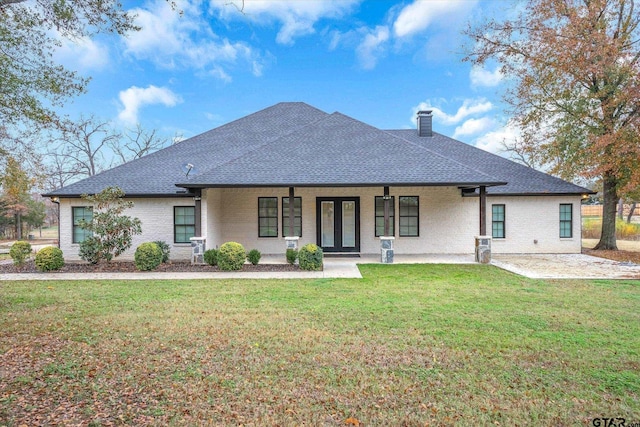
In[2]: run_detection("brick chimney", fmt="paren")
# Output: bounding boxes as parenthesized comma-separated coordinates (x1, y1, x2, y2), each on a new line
(417, 110, 433, 137)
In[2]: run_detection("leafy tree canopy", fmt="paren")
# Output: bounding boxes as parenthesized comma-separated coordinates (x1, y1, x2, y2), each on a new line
(0, 0, 137, 129)
(465, 0, 640, 250)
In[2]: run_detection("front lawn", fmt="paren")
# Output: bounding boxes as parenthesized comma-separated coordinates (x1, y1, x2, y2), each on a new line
(1, 265, 638, 425)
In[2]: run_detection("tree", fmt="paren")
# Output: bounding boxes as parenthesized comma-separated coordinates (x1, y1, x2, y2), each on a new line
(466, 0, 640, 250)
(78, 186, 142, 263)
(109, 124, 171, 165)
(23, 199, 46, 235)
(43, 150, 80, 191)
(0, 0, 137, 131)
(52, 115, 120, 178)
(0, 156, 32, 239)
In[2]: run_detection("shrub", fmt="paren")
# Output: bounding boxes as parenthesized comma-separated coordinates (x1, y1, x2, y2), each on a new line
(204, 249, 219, 266)
(79, 237, 101, 265)
(298, 243, 323, 271)
(35, 246, 64, 272)
(77, 186, 142, 263)
(134, 242, 163, 271)
(218, 242, 246, 271)
(247, 249, 261, 265)
(154, 240, 171, 263)
(9, 241, 32, 266)
(286, 248, 298, 265)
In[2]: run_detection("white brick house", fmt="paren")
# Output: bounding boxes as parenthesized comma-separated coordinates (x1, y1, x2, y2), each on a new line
(46, 103, 591, 261)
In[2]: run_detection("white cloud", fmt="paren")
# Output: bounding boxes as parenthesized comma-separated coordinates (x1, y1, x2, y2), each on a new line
(356, 26, 390, 70)
(118, 85, 182, 125)
(211, 0, 361, 45)
(453, 117, 494, 139)
(413, 98, 493, 126)
(474, 123, 521, 155)
(470, 65, 503, 87)
(124, 0, 262, 79)
(55, 36, 110, 70)
(393, 0, 477, 38)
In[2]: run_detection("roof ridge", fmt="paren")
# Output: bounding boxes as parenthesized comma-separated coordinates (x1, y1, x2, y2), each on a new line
(179, 106, 332, 186)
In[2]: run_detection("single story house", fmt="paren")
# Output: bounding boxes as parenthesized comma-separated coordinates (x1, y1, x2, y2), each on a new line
(45, 102, 591, 261)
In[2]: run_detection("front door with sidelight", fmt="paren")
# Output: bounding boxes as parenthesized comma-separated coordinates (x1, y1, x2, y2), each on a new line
(316, 197, 360, 252)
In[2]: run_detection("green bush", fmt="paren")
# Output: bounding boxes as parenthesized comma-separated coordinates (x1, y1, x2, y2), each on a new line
(218, 242, 246, 271)
(35, 246, 64, 272)
(134, 242, 163, 271)
(76, 186, 142, 263)
(79, 237, 101, 264)
(247, 249, 261, 265)
(204, 249, 219, 266)
(153, 240, 171, 263)
(9, 241, 32, 266)
(298, 243, 323, 271)
(286, 248, 298, 265)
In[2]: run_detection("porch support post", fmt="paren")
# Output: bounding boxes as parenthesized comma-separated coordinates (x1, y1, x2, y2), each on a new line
(190, 188, 205, 265)
(288, 186, 295, 237)
(285, 186, 299, 253)
(479, 185, 486, 236)
(380, 186, 394, 263)
(194, 189, 202, 237)
(383, 186, 390, 237)
(475, 185, 491, 264)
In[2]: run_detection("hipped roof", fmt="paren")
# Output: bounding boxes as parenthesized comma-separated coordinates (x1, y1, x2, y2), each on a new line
(45, 102, 590, 197)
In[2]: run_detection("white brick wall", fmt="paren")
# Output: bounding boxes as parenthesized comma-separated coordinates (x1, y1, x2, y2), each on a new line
(201, 187, 582, 256)
(59, 197, 196, 261)
(488, 196, 581, 254)
(59, 189, 582, 261)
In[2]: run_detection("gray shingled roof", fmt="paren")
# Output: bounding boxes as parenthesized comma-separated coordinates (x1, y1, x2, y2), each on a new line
(45, 102, 590, 197)
(386, 130, 590, 195)
(45, 102, 328, 197)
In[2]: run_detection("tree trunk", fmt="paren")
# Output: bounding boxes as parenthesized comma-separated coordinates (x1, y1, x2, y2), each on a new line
(617, 198, 624, 219)
(594, 174, 618, 250)
(15, 213, 22, 240)
(627, 202, 636, 224)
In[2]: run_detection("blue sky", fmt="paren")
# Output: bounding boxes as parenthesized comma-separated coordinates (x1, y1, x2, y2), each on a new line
(54, 0, 517, 154)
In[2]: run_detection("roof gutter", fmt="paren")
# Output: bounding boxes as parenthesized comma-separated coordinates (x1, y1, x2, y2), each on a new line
(174, 181, 509, 189)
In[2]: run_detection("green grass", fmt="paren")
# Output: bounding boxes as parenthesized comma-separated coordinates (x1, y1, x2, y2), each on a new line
(1, 264, 639, 425)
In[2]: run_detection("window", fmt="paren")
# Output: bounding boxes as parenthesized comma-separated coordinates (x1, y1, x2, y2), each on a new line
(399, 196, 419, 237)
(258, 197, 278, 237)
(492, 204, 505, 238)
(282, 197, 302, 237)
(72, 206, 93, 243)
(375, 196, 395, 236)
(174, 206, 196, 243)
(559, 204, 573, 238)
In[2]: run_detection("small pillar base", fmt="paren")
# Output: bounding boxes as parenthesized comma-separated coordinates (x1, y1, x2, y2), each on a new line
(475, 235, 492, 264)
(190, 237, 206, 265)
(380, 236, 395, 264)
(285, 236, 299, 250)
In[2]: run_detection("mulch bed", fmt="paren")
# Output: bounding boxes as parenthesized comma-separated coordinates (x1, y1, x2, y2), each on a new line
(0, 260, 300, 274)
(582, 248, 640, 265)
(2, 250, 638, 274)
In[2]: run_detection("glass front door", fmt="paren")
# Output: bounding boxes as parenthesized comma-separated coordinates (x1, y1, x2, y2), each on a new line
(316, 197, 360, 252)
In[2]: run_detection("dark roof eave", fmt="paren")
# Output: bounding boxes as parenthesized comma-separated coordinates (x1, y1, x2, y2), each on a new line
(486, 190, 596, 196)
(175, 181, 509, 189)
(41, 192, 197, 199)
